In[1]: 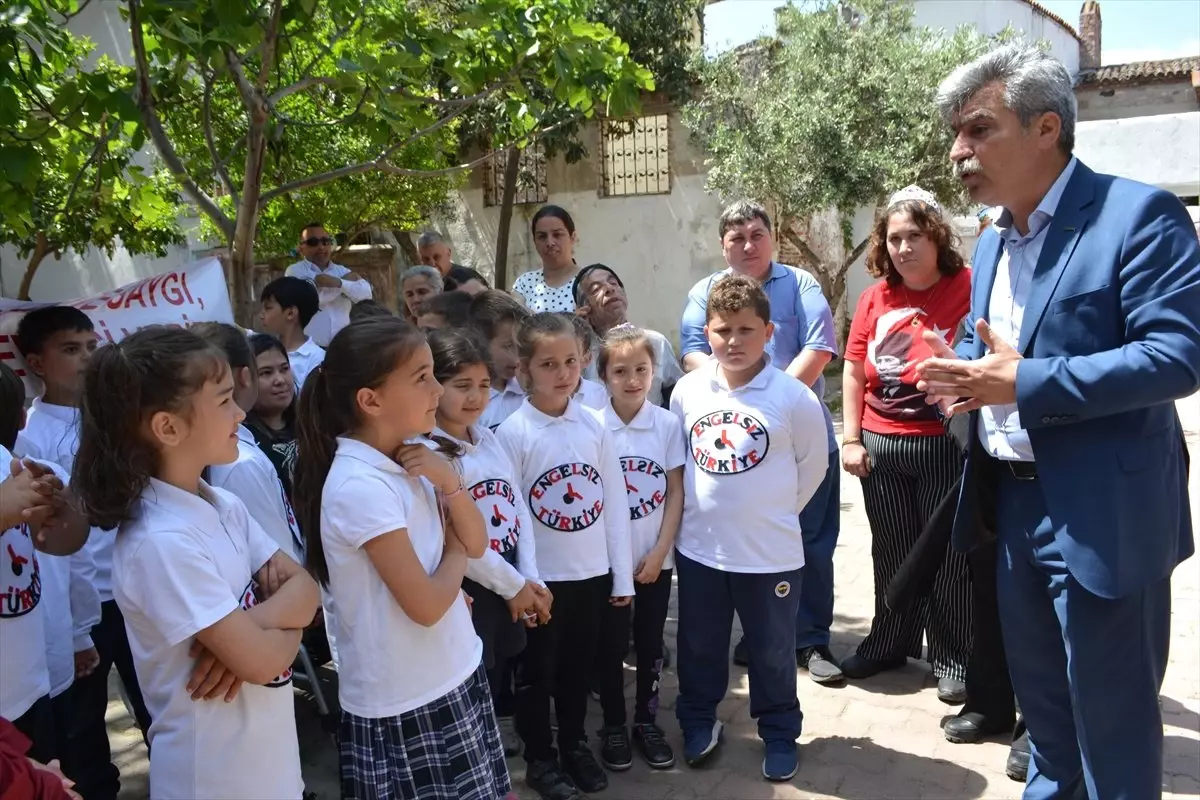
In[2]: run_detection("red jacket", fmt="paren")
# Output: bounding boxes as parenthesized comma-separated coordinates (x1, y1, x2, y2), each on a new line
(0, 719, 72, 800)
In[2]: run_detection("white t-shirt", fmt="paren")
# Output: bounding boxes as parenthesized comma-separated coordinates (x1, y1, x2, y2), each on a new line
(495, 400, 634, 596)
(480, 378, 525, 432)
(287, 337, 325, 393)
(603, 401, 686, 569)
(670, 361, 828, 573)
(0, 445, 52, 720)
(585, 327, 683, 405)
(284, 260, 373, 347)
(18, 399, 115, 602)
(512, 269, 578, 313)
(208, 426, 304, 561)
(321, 437, 482, 718)
(435, 425, 540, 600)
(114, 479, 301, 800)
(574, 377, 609, 410)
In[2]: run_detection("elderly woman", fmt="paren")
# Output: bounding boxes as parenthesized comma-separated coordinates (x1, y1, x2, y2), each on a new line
(840, 186, 973, 702)
(400, 264, 443, 324)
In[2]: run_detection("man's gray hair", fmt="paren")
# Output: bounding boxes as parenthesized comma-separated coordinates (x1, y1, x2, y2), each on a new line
(718, 200, 773, 239)
(935, 43, 1076, 154)
(416, 230, 446, 249)
(401, 264, 444, 292)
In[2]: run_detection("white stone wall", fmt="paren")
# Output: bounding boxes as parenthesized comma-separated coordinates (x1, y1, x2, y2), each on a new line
(910, 0, 1081, 77)
(1075, 112, 1200, 197)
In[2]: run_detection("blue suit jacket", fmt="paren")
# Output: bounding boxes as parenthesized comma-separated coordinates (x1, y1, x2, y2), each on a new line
(952, 161, 1200, 599)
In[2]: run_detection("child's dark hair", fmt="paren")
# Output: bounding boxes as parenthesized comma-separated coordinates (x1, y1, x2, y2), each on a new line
(350, 299, 393, 322)
(516, 312, 577, 362)
(598, 324, 657, 380)
(293, 317, 435, 585)
(72, 327, 226, 530)
(416, 291, 472, 328)
(261, 276, 320, 328)
(531, 205, 576, 235)
(0, 362, 26, 450)
(428, 328, 493, 385)
(191, 322, 254, 372)
(469, 290, 529, 342)
(15, 306, 94, 357)
(444, 266, 489, 292)
(707, 274, 771, 325)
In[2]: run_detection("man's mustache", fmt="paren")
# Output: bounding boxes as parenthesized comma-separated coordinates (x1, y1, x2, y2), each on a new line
(953, 157, 983, 178)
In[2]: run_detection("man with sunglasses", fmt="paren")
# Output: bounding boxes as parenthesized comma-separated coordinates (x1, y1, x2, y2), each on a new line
(285, 221, 374, 346)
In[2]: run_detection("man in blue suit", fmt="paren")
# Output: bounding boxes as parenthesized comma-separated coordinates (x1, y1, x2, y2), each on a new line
(917, 44, 1199, 799)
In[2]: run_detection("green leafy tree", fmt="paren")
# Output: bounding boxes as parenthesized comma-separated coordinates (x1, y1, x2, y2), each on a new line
(121, 0, 653, 322)
(0, 1, 183, 299)
(683, 0, 994, 331)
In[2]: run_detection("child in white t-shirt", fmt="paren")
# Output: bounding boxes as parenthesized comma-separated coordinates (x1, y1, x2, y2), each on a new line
(495, 312, 633, 800)
(427, 327, 552, 758)
(71, 327, 319, 800)
(289, 316, 510, 800)
(592, 325, 685, 774)
(469, 291, 531, 432)
(669, 275, 827, 782)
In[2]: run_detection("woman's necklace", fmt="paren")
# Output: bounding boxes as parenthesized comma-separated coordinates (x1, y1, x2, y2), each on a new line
(900, 276, 944, 327)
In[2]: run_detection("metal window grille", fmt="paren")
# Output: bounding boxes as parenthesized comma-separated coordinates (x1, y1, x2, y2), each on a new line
(483, 144, 548, 207)
(600, 114, 671, 197)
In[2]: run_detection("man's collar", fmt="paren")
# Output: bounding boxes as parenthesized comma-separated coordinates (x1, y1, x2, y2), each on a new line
(524, 397, 586, 429)
(995, 156, 1078, 239)
(723, 262, 787, 284)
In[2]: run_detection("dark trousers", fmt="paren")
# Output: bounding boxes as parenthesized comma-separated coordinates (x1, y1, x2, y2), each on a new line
(68, 600, 152, 800)
(965, 541, 1016, 722)
(858, 431, 972, 680)
(597, 569, 673, 727)
(796, 448, 840, 649)
(996, 474, 1170, 800)
(491, 659, 517, 718)
(675, 551, 802, 743)
(516, 574, 608, 763)
(12, 694, 55, 764)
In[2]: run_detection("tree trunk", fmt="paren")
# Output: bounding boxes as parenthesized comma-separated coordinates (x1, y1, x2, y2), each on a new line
(17, 232, 52, 301)
(493, 147, 521, 290)
(230, 90, 270, 327)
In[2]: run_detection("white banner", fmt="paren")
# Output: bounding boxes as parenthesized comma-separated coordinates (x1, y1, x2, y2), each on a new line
(0, 257, 234, 396)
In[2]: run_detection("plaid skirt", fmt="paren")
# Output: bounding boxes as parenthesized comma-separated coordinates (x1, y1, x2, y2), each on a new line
(339, 663, 512, 800)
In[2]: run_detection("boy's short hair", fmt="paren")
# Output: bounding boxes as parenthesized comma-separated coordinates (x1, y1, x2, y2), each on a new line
(260, 276, 320, 327)
(706, 274, 771, 325)
(15, 306, 94, 357)
(417, 290, 472, 327)
(469, 290, 529, 341)
(349, 299, 393, 322)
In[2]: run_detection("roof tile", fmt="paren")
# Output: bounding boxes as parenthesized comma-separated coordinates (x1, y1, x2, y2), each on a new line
(1076, 56, 1200, 87)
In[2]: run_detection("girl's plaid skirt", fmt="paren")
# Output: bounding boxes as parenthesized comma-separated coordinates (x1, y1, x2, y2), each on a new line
(339, 663, 512, 800)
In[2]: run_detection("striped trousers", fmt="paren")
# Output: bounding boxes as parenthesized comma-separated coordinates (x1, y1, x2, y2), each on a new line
(856, 430, 971, 681)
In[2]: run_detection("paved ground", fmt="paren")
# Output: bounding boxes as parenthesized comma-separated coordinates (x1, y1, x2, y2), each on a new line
(108, 394, 1200, 799)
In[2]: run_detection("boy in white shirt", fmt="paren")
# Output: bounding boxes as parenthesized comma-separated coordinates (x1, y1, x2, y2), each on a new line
(669, 275, 827, 782)
(258, 276, 326, 391)
(470, 291, 530, 431)
(284, 222, 373, 346)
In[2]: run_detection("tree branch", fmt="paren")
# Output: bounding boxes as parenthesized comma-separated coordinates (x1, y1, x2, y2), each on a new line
(780, 223, 822, 268)
(58, 113, 115, 219)
(840, 235, 870, 272)
(128, 0, 233, 237)
(203, 72, 240, 207)
(267, 75, 339, 106)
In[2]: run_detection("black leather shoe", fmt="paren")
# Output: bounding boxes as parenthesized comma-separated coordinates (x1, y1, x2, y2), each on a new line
(840, 653, 906, 679)
(732, 637, 749, 667)
(943, 711, 1016, 744)
(936, 677, 968, 704)
(1006, 719, 1030, 782)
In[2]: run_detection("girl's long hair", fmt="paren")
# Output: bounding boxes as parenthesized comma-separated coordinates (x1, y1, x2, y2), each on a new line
(292, 316, 428, 586)
(72, 327, 225, 530)
(428, 328, 493, 385)
(0, 362, 26, 450)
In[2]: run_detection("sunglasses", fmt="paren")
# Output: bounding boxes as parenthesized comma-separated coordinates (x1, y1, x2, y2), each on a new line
(303, 236, 334, 247)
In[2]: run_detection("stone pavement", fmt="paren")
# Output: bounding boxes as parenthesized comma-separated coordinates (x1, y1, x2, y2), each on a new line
(108, 394, 1200, 799)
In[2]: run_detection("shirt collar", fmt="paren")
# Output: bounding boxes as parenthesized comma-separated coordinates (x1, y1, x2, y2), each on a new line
(722, 262, 787, 284)
(704, 357, 774, 393)
(142, 477, 233, 529)
(603, 399, 655, 432)
(995, 156, 1078, 242)
(30, 398, 78, 424)
(523, 397, 586, 429)
(335, 436, 409, 475)
(432, 425, 483, 454)
(293, 337, 321, 356)
(236, 424, 256, 446)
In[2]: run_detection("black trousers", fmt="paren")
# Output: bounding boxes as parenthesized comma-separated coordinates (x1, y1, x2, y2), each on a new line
(597, 569, 673, 727)
(965, 541, 1016, 721)
(12, 694, 55, 764)
(515, 574, 608, 763)
(858, 431, 972, 681)
(67, 600, 152, 800)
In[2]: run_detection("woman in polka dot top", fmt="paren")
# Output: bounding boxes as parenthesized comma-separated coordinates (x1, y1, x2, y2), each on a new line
(512, 205, 581, 313)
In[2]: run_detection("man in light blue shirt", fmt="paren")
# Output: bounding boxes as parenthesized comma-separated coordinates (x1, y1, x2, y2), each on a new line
(679, 200, 843, 685)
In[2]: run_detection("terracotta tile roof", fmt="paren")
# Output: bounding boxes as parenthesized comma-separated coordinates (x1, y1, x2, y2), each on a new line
(1019, 0, 1080, 42)
(1076, 56, 1200, 87)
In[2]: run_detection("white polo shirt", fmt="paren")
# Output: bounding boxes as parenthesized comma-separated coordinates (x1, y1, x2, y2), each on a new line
(435, 425, 540, 600)
(603, 401, 686, 569)
(284, 260, 373, 347)
(287, 337, 325, 393)
(480, 378, 525, 432)
(574, 377, 609, 410)
(495, 399, 634, 596)
(208, 425, 303, 561)
(670, 361, 828, 573)
(0, 446, 52, 720)
(321, 437, 482, 718)
(113, 479, 300, 800)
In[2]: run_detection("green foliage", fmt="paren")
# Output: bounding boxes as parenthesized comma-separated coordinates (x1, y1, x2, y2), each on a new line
(0, 1, 183, 287)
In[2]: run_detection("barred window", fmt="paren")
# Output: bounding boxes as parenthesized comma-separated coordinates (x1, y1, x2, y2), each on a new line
(600, 114, 671, 197)
(483, 144, 548, 207)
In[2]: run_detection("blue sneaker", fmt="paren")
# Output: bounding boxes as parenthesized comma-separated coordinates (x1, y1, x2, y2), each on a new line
(762, 740, 799, 781)
(683, 720, 723, 766)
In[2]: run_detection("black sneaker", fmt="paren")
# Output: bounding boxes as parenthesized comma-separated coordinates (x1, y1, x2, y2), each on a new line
(599, 725, 633, 771)
(632, 723, 675, 769)
(562, 741, 609, 793)
(525, 758, 583, 800)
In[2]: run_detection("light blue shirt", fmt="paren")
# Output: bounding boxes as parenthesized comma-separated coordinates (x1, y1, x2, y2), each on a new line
(680, 262, 839, 452)
(978, 157, 1078, 461)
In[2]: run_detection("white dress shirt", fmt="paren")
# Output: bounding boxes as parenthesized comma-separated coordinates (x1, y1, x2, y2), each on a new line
(287, 337, 325, 392)
(284, 260, 373, 347)
(978, 157, 1078, 462)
